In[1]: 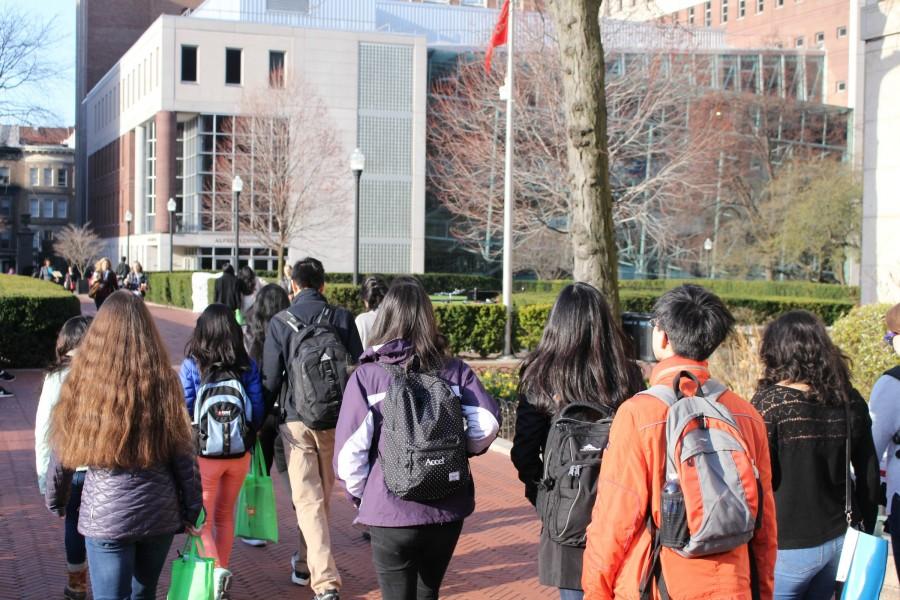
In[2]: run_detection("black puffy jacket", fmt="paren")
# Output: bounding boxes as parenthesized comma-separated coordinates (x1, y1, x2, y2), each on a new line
(46, 452, 202, 540)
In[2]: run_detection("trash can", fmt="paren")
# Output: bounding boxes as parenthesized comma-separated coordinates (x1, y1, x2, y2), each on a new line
(621, 312, 655, 363)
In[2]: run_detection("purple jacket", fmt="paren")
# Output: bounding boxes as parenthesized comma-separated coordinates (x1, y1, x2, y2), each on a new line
(334, 339, 501, 527)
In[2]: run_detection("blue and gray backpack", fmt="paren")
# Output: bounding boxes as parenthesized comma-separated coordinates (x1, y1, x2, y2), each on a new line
(192, 369, 252, 458)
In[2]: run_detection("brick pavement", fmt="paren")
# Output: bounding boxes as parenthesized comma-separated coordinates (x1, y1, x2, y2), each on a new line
(0, 298, 556, 599)
(3, 297, 898, 599)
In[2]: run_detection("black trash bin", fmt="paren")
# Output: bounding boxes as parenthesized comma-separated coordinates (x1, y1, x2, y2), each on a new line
(621, 312, 655, 363)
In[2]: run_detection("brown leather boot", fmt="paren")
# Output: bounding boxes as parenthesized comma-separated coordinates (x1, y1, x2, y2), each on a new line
(64, 567, 87, 600)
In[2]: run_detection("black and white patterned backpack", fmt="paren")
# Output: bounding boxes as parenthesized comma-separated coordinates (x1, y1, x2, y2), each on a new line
(379, 362, 470, 501)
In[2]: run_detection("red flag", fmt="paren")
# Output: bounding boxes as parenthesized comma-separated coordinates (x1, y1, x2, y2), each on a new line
(484, 0, 511, 73)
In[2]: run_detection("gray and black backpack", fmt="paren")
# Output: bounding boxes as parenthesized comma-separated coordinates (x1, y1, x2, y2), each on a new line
(536, 402, 613, 547)
(193, 369, 252, 458)
(379, 362, 470, 501)
(278, 306, 350, 430)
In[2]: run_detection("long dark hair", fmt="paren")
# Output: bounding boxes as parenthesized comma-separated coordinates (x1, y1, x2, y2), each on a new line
(759, 310, 853, 406)
(368, 276, 448, 372)
(185, 303, 251, 374)
(519, 283, 643, 414)
(238, 265, 257, 296)
(49, 316, 93, 374)
(360, 276, 388, 311)
(245, 284, 290, 364)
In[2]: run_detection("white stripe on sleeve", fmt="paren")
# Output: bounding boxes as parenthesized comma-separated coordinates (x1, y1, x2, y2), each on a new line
(337, 411, 375, 498)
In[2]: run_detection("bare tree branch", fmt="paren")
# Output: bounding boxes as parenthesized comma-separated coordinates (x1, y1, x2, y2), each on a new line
(0, 6, 61, 124)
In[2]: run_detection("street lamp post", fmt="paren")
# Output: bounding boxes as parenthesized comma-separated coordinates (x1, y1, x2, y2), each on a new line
(350, 148, 365, 286)
(167, 197, 177, 272)
(703, 237, 714, 279)
(124, 210, 133, 264)
(232, 175, 243, 268)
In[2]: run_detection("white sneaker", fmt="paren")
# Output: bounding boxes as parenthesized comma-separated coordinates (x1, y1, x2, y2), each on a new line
(240, 537, 267, 547)
(213, 567, 232, 600)
(290, 552, 310, 586)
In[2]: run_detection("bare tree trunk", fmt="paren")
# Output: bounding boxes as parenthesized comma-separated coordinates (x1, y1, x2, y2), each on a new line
(548, 0, 620, 313)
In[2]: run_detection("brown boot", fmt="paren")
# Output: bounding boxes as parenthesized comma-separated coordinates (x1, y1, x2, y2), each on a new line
(64, 567, 87, 600)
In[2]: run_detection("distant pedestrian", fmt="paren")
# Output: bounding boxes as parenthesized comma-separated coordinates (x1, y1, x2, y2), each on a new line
(34, 316, 92, 600)
(335, 276, 501, 600)
(181, 303, 264, 599)
(115, 256, 129, 283)
(281, 263, 294, 300)
(88, 258, 117, 309)
(263, 257, 363, 600)
(125, 262, 148, 297)
(753, 310, 880, 599)
(63, 266, 79, 293)
(39, 258, 60, 283)
(214, 264, 242, 313)
(355, 276, 388, 350)
(46, 291, 203, 600)
(866, 303, 900, 581)
(238, 265, 267, 314)
(511, 283, 643, 600)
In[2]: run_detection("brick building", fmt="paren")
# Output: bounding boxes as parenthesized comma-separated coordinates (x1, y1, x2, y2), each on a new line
(0, 127, 76, 274)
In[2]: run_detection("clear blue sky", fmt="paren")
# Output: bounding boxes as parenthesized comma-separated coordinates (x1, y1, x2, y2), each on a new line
(1, 0, 75, 126)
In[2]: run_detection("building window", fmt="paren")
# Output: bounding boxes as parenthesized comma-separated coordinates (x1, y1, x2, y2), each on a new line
(795, 36, 804, 47)
(56, 169, 67, 187)
(815, 31, 825, 44)
(721, 0, 729, 23)
(0, 229, 9, 250)
(56, 199, 68, 219)
(688, 6, 695, 24)
(29, 198, 38, 218)
(836, 80, 846, 92)
(43, 168, 52, 186)
(837, 25, 847, 38)
(756, 0, 763, 13)
(266, 0, 310, 10)
(225, 48, 242, 85)
(0, 197, 10, 216)
(30, 168, 38, 186)
(181, 45, 197, 83)
(269, 51, 285, 88)
(146, 119, 157, 231)
(776, 0, 784, 6)
(41, 198, 53, 218)
(739, 0, 746, 17)
(704, 0, 712, 26)
(0, 167, 8, 186)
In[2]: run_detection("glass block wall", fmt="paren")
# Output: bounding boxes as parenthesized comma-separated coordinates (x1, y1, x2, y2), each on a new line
(357, 42, 414, 273)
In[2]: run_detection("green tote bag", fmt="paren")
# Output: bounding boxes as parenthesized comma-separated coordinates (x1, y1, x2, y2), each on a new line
(234, 439, 279, 542)
(167, 534, 215, 600)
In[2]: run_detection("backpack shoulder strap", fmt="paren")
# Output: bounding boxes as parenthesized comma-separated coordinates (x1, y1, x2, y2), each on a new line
(643, 384, 678, 407)
(276, 310, 304, 333)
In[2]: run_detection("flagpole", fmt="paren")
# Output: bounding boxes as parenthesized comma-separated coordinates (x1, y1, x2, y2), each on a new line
(501, 0, 515, 358)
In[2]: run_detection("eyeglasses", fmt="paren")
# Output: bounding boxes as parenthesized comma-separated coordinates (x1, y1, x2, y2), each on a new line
(885, 331, 898, 347)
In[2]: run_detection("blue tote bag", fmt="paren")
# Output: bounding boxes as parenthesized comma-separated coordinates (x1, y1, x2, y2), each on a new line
(835, 405, 888, 600)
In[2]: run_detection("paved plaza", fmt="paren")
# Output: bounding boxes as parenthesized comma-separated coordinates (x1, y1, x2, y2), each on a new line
(1, 297, 898, 599)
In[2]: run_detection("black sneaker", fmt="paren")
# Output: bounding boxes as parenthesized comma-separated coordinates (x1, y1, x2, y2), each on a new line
(314, 590, 339, 600)
(290, 552, 310, 586)
(0, 387, 13, 398)
(0, 370, 14, 382)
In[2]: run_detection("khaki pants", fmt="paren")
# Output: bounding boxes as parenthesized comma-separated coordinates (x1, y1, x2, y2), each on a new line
(280, 421, 341, 593)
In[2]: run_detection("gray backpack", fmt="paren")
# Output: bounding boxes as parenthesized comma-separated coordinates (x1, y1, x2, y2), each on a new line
(379, 362, 470, 502)
(640, 372, 762, 598)
(193, 370, 252, 458)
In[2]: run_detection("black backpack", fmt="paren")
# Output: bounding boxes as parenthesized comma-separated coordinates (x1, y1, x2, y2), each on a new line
(536, 402, 613, 547)
(379, 363, 470, 502)
(278, 306, 350, 430)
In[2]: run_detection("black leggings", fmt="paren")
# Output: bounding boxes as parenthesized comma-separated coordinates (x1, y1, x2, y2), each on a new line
(369, 520, 464, 600)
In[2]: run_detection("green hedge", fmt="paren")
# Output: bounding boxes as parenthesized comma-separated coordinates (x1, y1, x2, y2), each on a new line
(831, 304, 900, 398)
(0, 275, 81, 367)
(515, 278, 859, 303)
(147, 272, 195, 309)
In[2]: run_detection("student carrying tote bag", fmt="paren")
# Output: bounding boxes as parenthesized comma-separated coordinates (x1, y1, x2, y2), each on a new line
(836, 404, 889, 599)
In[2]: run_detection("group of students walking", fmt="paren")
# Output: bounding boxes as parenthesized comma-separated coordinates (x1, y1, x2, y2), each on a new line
(30, 260, 900, 600)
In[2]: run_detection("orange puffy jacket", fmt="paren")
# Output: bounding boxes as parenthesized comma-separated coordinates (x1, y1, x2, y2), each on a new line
(582, 357, 777, 600)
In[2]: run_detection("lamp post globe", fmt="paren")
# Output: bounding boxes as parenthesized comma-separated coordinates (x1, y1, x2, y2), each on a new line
(124, 210, 133, 265)
(167, 198, 177, 272)
(232, 175, 243, 268)
(703, 237, 714, 278)
(350, 148, 365, 286)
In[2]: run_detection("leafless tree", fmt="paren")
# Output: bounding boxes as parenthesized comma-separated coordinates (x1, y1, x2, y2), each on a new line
(0, 6, 60, 124)
(213, 73, 347, 276)
(428, 20, 719, 284)
(53, 223, 104, 277)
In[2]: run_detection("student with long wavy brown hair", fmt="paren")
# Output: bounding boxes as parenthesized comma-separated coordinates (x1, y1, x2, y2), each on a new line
(45, 291, 203, 600)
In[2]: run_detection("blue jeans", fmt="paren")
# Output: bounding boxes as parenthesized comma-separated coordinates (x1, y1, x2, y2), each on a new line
(774, 534, 844, 600)
(559, 588, 584, 600)
(85, 533, 174, 600)
(65, 471, 86, 567)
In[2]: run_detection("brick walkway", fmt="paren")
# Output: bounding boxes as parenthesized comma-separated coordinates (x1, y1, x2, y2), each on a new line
(0, 298, 554, 599)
